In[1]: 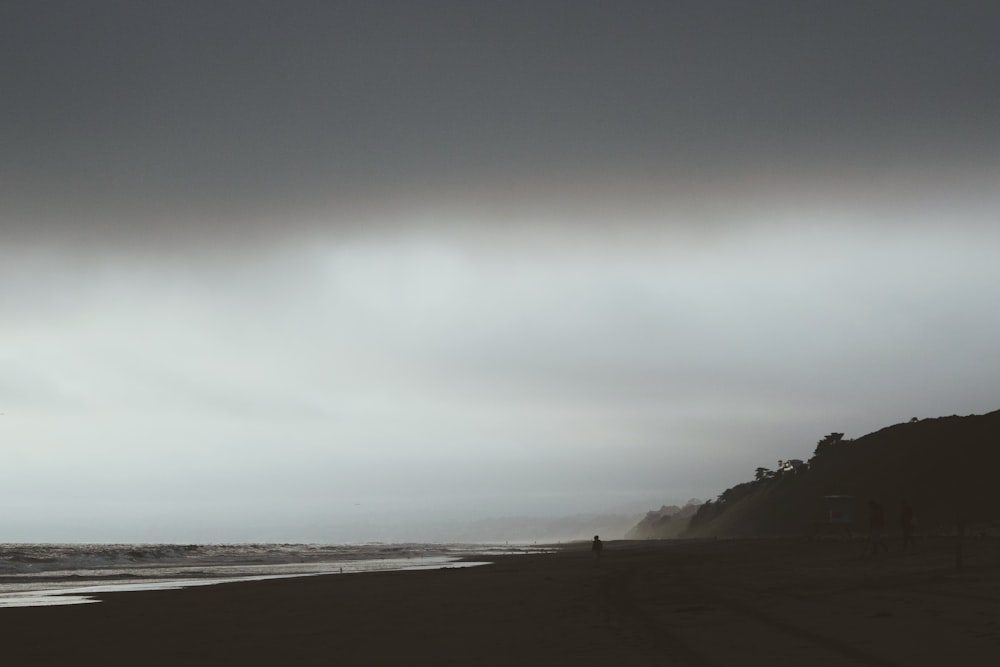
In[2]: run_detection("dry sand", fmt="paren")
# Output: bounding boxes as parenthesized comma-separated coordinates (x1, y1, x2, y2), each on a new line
(2, 537, 999, 666)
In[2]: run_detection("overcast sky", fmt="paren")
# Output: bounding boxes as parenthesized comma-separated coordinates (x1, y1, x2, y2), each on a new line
(2, 1, 999, 542)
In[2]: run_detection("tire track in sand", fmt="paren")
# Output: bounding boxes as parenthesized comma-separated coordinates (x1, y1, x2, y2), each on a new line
(600, 559, 909, 667)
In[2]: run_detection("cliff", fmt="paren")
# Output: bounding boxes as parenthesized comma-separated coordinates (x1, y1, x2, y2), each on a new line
(625, 500, 703, 539)
(632, 410, 1000, 539)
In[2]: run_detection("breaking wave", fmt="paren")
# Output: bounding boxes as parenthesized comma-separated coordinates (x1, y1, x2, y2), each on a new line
(0, 542, 541, 607)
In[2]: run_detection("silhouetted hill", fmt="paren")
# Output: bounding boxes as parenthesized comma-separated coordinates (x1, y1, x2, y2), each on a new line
(646, 410, 1000, 538)
(624, 499, 703, 539)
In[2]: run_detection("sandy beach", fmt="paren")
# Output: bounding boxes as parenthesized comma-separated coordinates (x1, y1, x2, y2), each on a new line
(2, 537, 998, 666)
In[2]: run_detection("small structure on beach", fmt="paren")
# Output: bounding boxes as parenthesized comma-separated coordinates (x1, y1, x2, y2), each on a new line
(814, 495, 853, 538)
(824, 495, 853, 525)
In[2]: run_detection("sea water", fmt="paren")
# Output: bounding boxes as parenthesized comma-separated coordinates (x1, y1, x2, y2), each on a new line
(0, 542, 537, 608)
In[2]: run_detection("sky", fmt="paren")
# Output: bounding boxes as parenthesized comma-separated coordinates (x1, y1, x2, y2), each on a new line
(2, 1, 999, 542)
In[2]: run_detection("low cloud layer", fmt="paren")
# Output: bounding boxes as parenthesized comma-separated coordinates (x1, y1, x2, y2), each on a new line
(4, 188, 1000, 540)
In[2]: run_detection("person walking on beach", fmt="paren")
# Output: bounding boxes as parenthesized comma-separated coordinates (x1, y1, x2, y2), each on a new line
(591, 535, 603, 561)
(866, 500, 888, 556)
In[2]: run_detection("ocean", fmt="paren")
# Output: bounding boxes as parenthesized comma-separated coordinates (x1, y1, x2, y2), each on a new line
(0, 542, 538, 608)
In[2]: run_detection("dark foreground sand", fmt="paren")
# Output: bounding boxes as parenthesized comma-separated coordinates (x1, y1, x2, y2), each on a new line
(3, 537, 999, 666)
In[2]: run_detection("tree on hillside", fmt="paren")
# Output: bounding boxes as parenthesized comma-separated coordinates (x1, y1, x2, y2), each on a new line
(754, 467, 775, 481)
(811, 432, 845, 461)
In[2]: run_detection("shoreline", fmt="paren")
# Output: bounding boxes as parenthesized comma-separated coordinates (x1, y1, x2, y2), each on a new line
(2, 538, 998, 665)
(0, 542, 547, 606)
(0, 555, 496, 608)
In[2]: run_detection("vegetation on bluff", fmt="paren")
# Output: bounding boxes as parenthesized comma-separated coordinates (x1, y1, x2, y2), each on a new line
(631, 410, 1000, 539)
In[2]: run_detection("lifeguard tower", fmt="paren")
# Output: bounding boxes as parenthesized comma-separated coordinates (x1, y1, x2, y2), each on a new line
(814, 495, 853, 539)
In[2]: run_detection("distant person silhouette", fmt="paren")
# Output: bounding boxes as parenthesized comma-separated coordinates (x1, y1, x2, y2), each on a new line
(900, 500, 916, 552)
(866, 500, 888, 556)
(591, 535, 603, 560)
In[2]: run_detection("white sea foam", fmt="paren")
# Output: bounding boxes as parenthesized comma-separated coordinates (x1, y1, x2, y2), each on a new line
(0, 542, 541, 608)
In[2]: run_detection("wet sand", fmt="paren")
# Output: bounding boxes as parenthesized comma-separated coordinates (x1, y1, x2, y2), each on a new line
(2, 537, 999, 666)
